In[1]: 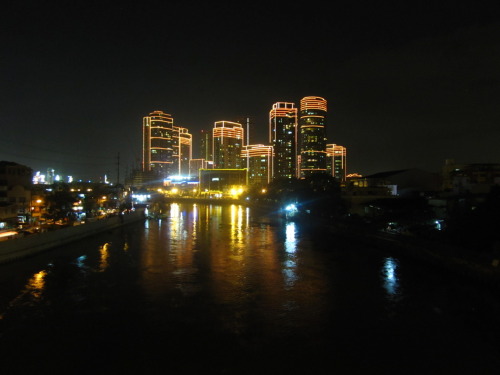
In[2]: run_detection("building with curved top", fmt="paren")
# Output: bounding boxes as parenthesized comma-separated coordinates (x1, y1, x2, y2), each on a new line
(212, 121, 244, 169)
(326, 143, 347, 183)
(299, 96, 327, 178)
(143, 110, 176, 179)
(269, 102, 298, 180)
(142, 110, 192, 182)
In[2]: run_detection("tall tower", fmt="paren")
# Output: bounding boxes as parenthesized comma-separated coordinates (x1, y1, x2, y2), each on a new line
(299, 96, 327, 178)
(177, 127, 192, 176)
(269, 102, 298, 180)
(200, 129, 212, 161)
(142, 110, 176, 179)
(212, 121, 244, 169)
(326, 144, 347, 182)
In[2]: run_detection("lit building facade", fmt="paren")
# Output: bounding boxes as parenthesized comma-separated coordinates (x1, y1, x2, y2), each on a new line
(200, 129, 212, 161)
(199, 169, 247, 198)
(269, 102, 298, 180)
(177, 127, 192, 176)
(242, 144, 274, 186)
(326, 144, 347, 182)
(299, 96, 328, 178)
(143, 110, 192, 181)
(212, 121, 244, 169)
(143, 110, 176, 179)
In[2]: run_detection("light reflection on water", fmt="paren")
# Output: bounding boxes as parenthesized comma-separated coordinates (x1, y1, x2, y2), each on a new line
(285, 221, 297, 254)
(2, 204, 414, 339)
(3, 202, 500, 375)
(283, 222, 298, 289)
(25, 270, 47, 300)
(382, 257, 401, 301)
(98, 242, 111, 272)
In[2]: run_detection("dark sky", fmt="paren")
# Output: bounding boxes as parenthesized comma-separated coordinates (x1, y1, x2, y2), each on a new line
(1, 1, 499, 182)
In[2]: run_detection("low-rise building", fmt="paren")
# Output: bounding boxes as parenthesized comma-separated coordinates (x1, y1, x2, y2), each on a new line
(0, 161, 33, 227)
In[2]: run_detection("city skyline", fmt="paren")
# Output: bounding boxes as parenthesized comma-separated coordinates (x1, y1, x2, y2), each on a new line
(2, 2, 498, 181)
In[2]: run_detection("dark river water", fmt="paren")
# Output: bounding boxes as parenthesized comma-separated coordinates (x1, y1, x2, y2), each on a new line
(1, 202, 500, 374)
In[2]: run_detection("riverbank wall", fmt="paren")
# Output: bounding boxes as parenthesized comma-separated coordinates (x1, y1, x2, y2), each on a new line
(0, 209, 145, 265)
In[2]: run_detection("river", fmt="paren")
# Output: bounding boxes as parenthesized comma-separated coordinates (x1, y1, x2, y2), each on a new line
(1, 202, 499, 374)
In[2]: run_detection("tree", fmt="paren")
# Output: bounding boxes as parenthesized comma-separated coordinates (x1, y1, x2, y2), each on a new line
(44, 183, 78, 223)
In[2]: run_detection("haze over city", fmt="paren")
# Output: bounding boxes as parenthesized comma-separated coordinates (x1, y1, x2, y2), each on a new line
(2, 1, 499, 181)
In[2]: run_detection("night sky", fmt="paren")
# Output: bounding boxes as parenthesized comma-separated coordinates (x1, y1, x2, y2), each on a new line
(1, 1, 499, 182)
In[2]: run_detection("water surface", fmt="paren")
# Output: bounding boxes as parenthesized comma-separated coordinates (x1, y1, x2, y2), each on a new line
(1, 203, 499, 374)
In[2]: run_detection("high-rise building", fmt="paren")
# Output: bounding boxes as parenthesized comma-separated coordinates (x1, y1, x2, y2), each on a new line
(177, 127, 192, 176)
(143, 110, 176, 179)
(235, 116, 253, 146)
(299, 96, 328, 178)
(46, 168, 55, 185)
(200, 129, 212, 161)
(212, 121, 244, 169)
(242, 144, 274, 186)
(269, 102, 298, 180)
(142, 110, 192, 181)
(326, 144, 347, 182)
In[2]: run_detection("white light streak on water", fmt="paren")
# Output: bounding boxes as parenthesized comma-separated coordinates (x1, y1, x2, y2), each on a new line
(382, 257, 400, 299)
(283, 222, 298, 288)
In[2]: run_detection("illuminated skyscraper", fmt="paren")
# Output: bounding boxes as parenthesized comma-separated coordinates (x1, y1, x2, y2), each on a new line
(177, 127, 192, 176)
(143, 110, 191, 180)
(299, 96, 327, 178)
(269, 102, 298, 180)
(212, 121, 244, 169)
(143, 110, 175, 179)
(242, 144, 273, 186)
(326, 144, 347, 182)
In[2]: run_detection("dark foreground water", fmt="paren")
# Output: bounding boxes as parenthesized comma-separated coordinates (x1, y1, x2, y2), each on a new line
(1, 203, 500, 374)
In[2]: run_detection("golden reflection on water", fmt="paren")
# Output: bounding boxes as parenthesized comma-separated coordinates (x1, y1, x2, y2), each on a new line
(192, 204, 198, 239)
(26, 270, 47, 299)
(229, 204, 245, 256)
(138, 202, 320, 329)
(168, 203, 182, 241)
(0, 269, 48, 319)
(99, 242, 111, 272)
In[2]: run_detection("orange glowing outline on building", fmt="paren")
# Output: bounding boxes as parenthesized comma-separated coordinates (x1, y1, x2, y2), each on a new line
(242, 144, 274, 185)
(212, 121, 244, 169)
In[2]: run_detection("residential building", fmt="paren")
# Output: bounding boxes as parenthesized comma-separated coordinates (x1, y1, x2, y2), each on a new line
(177, 127, 192, 176)
(142, 110, 192, 181)
(299, 96, 327, 178)
(269, 102, 298, 180)
(0, 161, 33, 226)
(326, 144, 347, 183)
(212, 121, 244, 169)
(200, 129, 212, 161)
(143, 110, 176, 179)
(242, 144, 273, 187)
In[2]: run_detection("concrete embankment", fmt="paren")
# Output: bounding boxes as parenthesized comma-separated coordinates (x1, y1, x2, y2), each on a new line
(0, 209, 145, 265)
